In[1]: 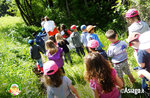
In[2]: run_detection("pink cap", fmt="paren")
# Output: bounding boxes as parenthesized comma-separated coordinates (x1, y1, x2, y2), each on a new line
(43, 61, 58, 75)
(70, 25, 78, 30)
(126, 9, 139, 18)
(87, 40, 99, 48)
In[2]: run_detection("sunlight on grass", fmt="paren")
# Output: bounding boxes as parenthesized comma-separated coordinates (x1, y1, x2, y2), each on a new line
(0, 16, 145, 98)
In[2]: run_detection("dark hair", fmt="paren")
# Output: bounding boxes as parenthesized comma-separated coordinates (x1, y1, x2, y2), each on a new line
(61, 24, 66, 30)
(84, 53, 115, 93)
(32, 32, 37, 37)
(57, 26, 61, 31)
(44, 69, 63, 87)
(89, 28, 94, 33)
(49, 36, 56, 43)
(41, 18, 45, 22)
(131, 15, 141, 21)
(105, 29, 117, 39)
(44, 16, 50, 21)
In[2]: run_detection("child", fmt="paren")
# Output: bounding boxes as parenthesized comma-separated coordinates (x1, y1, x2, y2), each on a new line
(41, 18, 45, 28)
(127, 31, 150, 91)
(87, 40, 108, 60)
(86, 25, 104, 50)
(80, 25, 89, 53)
(60, 24, 72, 39)
(45, 40, 65, 73)
(84, 53, 123, 98)
(60, 24, 73, 51)
(70, 25, 85, 57)
(106, 29, 135, 85)
(55, 33, 73, 64)
(48, 35, 57, 45)
(44, 16, 59, 36)
(32, 32, 46, 53)
(41, 28, 48, 41)
(126, 8, 150, 35)
(28, 39, 44, 72)
(43, 61, 79, 98)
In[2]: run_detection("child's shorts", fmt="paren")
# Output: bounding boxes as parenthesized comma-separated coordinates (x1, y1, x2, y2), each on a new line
(113, 60, 131, 78)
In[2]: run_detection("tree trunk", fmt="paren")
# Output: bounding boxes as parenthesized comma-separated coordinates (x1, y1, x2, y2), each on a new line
(15, 0, 30, 25)
(65, 0, 70, 16)
(48, 0, 53, 8)
(84, 0, 88, 7)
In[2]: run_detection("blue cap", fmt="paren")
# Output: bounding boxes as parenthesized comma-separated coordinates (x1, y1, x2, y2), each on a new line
(28, 39, 34, 45)
(80, 25, 86, 30)
(41, 28, 45, 31)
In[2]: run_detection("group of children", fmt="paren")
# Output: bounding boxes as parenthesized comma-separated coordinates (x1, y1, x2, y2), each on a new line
(28, 8, 150, 98)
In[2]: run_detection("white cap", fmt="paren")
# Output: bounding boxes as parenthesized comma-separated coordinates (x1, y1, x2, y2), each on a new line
(139, 30, 150, 50)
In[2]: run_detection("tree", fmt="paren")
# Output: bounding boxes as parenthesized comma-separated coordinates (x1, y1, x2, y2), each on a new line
(13, 0, 129, 31)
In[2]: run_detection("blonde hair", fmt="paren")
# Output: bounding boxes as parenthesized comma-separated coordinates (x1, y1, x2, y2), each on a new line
(45, 40, 57, 55)
(55, 33, 64, 44)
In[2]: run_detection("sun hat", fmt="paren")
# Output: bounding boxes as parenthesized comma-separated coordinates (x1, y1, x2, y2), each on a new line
(80, 25, 86, 30)
(87, 40, 99, 48)
(70, 25, 78, 30)
(43, 61, 58, 75)
(127, 32, 140, 47)
(87, 25, 96, 32)
(28, 39, 34, 45)
(139, 31, 150, 50)
(126, 9, 139, 18)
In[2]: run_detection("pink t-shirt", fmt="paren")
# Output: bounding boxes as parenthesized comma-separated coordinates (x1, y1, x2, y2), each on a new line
(89, 69, 120, 98)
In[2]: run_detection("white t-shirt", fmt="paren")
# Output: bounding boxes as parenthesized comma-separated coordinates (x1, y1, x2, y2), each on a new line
(44, 20, 56, 33)
(41, 21, 45, 27)
(128, 21, 150, 35)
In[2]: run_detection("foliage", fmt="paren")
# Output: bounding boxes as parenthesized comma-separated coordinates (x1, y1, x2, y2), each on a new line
(12, 0, 129, 31)
(0, 0, 19, 17)
(0, 16, 147, 98)
(128, 0, 150, 24)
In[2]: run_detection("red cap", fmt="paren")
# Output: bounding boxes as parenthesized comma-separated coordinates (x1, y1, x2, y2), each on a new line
(127, 32, 140, 47)
(70, 25, 78, 30)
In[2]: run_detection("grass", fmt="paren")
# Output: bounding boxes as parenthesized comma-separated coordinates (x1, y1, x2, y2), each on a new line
(0, 16, 147, 98)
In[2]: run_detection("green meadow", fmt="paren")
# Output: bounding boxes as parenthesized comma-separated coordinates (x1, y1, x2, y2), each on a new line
(0, 16, 147, 98)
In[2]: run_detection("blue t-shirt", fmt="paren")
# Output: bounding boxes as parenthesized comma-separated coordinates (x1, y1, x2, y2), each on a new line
(138, 50, 150, 72)
(87, 33, 104, 49)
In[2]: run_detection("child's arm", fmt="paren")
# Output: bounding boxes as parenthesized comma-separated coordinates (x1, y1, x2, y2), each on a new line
(138, 70, 150, 81)
(92, 90, 99, 98)
(69, 84, 79, 98)
(115, 74, 123, 89)
(29, 48, 34, 59)
(139, 63, 145, 68)
(40, 33, 47, 37)
(38, 45, 45, 54)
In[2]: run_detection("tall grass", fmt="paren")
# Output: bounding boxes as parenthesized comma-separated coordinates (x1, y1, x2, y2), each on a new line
(0, 16, 146, 98)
